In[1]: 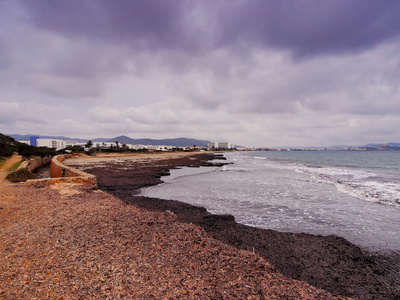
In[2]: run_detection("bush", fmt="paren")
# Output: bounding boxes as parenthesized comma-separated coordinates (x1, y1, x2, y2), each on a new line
(0, 133, 18, 157)
(0, 133, 59, 159)
(18, 144, 58, 158)
(6, 168, 37, 182)
(64, 145, 84, 152)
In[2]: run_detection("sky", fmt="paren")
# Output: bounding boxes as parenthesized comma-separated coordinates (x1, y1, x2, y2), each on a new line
(1, 0, 400, 147)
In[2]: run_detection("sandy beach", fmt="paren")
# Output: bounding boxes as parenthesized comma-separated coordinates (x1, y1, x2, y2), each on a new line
(1, 152, 398, 299)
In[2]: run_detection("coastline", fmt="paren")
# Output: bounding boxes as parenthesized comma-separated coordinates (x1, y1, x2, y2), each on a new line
(1, 152, 398, 298)
(66, 152, 400, 299)
(0, 153, 344, 299)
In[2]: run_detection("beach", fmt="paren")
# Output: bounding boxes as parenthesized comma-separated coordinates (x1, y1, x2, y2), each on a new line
(0, 152, 398, 299)
(66, 152, 399, 299)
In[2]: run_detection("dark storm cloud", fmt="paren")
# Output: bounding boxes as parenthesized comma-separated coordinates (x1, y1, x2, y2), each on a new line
(21, 0, 400, 58)
(21, 0, 198, 52)
(216, 0, 400, 58)
(0, 44, 13, 69)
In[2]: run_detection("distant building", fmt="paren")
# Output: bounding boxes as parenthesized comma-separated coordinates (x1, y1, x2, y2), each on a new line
(131, 144, 177, 151)
(207, 142, 234, 150)
(37, 139, 66, 150)
(30, 136, 39, 147)
(218, 142, 233, 149)
(207, 142, 218, 149)
(92, 142, 119, 149)
(66, 142, 86, 148)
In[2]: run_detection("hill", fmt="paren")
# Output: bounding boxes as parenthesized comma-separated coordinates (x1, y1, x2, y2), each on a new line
(8, 134, 88, 143)
(364, 142, 400, 148)
(104, 136, 211, 147)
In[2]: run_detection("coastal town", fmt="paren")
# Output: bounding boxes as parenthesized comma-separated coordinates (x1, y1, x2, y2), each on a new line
(13, 136, 236, 152)
(12, 134, 400, 152)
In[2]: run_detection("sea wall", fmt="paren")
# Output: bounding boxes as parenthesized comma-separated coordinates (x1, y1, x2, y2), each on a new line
(25, 154, 97, 187)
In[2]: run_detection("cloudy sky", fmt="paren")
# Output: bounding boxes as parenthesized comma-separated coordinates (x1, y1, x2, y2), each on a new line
(1, 0, 400, 147)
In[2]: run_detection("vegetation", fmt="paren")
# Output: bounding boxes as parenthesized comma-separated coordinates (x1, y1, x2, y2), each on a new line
(0, 133, 57, 183)
(18, 144, 58, 158)
(64, 145, 84, 152)
(0, 133, 18, 157)
(6, 168, 36, 182)
(85, 140, 93, 148)
(0, 158, 6, 169)
(8, 160, 23, 172)
(0, 133, 58, 159)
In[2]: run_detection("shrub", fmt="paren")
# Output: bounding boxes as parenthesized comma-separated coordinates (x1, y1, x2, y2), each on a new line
(0, 133, 18, 157)
(6, 168, 37, 182)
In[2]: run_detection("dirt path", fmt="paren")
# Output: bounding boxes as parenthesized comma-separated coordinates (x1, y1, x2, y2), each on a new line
(0, 154, 22, 205)
(0, 154, 22, 228)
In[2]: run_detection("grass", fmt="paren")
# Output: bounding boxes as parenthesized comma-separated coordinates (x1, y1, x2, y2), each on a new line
(7, 160, 23, 173)
(0, 157, 6, 169)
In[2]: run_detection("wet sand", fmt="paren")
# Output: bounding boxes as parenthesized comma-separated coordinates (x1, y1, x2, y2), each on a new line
(64, 151, 400, 299)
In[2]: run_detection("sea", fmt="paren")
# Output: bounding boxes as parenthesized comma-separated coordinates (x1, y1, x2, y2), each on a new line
(140, 151, 400, 251)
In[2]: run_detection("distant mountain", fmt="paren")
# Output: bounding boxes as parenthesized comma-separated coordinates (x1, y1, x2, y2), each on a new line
(364, 143, 400, 148)
(8, 134, 88, 143)
(106, 136, 211, 147)
(104, 135, 136, 144)
(388, 143, 400, 148)
(91, 137, 112, 143)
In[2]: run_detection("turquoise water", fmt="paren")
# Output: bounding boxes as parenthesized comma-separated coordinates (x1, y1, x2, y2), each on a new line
(141, 151, 400, 250)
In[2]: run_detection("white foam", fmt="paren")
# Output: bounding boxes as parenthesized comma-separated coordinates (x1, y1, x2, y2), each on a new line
(141, 152, 400, 250)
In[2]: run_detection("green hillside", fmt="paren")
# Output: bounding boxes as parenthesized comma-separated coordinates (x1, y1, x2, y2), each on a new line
(0, 133, 19, 157)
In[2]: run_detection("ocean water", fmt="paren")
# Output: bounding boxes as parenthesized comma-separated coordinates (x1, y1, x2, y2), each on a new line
(140, 151, 400, 251)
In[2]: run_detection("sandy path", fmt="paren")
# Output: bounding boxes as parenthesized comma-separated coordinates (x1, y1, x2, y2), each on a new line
(0, 154, 22, 228)
(0, 154, 21, 205)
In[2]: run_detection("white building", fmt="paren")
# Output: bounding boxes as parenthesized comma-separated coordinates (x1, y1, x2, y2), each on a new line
(131, 144, 177, 151)
(207, 142, 218, 149)
(207, 142, 234, 149)
(37, 139, 66, 150)
(218, 142, 233, 149)
(92, 142, 119, 149)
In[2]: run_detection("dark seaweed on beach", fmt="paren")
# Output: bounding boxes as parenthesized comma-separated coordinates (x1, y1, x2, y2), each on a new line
(81, 153, 399, 300)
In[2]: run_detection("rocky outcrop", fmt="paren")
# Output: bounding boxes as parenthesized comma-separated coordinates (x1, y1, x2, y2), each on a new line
(18, 155, 52, 173)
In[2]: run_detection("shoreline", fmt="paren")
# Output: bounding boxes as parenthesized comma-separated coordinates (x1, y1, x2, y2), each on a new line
(66, 152, 400, 299)
(1, 152, 346, 299)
